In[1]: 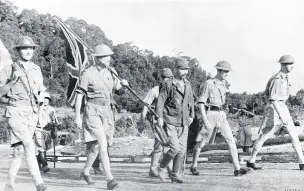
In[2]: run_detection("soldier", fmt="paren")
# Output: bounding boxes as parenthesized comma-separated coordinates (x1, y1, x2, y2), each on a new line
(74, 44, 129, 190)
(156, 59, 195, 183)
(34, 92, 59, 173)
(0, 36, 47, 191)
(247, 55, 304, 170)
(235, 104, 254, 153)
(190, 61, 251, 176)
(138, 68, 174, 177)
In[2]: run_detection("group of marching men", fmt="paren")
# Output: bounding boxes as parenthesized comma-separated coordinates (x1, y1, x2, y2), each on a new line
(1, 36, 304, 191)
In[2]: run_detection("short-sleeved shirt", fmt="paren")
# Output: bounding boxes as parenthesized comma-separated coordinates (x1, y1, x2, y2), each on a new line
(143, 86, 159, 106)
(197, 78, 229, 107)
(0, 61, 44, 106)
(37, 106, 58, 128)
(77, 66, 121, 103)
(265, 72, 289, 101)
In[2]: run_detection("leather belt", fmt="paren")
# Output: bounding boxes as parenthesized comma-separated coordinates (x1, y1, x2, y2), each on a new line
(209, 106, 223, 111)
(87, 98, 108, 106)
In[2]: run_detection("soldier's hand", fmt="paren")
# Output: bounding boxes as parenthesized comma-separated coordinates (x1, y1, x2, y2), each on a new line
(11, 70, 21, 83)
(36, 93, 44, 103)
(157, 117, 164, 127)
(282, 121, 288, 127)
(204, 120, 212, 130)
(138, 120, 145, 133)
(189, 118, 194, 124)
(120, 79, 129, 87)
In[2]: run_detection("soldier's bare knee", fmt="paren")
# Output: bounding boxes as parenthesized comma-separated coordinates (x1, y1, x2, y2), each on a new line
(13, 145, 24, 157)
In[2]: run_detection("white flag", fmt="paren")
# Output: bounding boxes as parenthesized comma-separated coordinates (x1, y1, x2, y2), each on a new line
(0, 39, 13, 71)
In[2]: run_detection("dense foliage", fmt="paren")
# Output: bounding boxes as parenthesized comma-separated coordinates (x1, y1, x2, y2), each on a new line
(1, 0, 304, 115)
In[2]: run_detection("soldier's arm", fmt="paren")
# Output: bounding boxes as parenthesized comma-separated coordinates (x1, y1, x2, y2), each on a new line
(0, 65, 17, 97)
(197, 82, 210, 127)
(74, 71, 89, 126)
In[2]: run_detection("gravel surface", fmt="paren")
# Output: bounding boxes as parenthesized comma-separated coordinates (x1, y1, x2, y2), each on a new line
(1, 144, 304, 191)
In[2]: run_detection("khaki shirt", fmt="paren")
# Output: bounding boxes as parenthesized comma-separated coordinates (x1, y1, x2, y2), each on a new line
(77, 66, 121, 103)
(197, 78, 229, 107)
(37, 105, 58, 128)
(143, 86, 159, 106)
(0, 61, 44, 106)
(265, 72, 289, 101)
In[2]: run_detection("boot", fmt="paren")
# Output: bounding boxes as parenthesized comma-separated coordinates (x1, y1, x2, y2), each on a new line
(149, 152, 162, 177)
(234, 168, 252, 176)
(246, 161, 262, 170)
(107, 179, 119, 190)
(40, 152, 50, 173)
(36, 183, 47, 191)
(171, 153, 187, 183)
(4, 184, 14, 191)
(92, 155, 103, 175)
(158, 152, 173, 181)
(80, 172, 95, 185)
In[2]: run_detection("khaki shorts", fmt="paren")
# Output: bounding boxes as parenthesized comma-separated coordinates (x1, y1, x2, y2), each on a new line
(260, 102, 294, 134)
(5, 105, 38, 145)
(196, 111, 234, 146)
(83, 102, 115, 146)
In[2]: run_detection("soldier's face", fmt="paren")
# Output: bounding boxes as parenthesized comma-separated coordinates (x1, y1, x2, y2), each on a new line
(43, 99, 49, 107)
(284, 64, 294, 73)
(176, 68, 188, 79)
(218, 69, 229, 80)
(97, 56, 111, 67)
(18, 47, 34, 61)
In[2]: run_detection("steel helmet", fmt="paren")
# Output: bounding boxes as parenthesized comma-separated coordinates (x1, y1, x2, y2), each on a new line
(278, 55, 295, 64)
(14, 36, 37, 49)
(214, 61, 231, 71)
(175, 58, 190, 69)
(91, 44, 114, 57)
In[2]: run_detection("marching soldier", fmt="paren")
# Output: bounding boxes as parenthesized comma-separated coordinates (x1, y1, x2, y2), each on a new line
(138, 68, 174, 177)
(74, 44, 129, 190)
(156, 59, 195, 183)
(247, 55, 304, 170)
(190, 61, 251, 176)
(0, 36, 47, 191)
(34, 92, 59, 173)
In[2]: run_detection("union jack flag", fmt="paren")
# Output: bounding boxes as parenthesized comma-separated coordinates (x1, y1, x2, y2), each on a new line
(54, 16, 90, 106)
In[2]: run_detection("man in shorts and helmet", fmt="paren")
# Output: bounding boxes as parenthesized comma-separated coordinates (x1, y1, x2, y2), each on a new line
(247, 55, 304, 170)
(190, 61, 251, 176)
(75, 44, 129, 190)
(0, 36, 47, 191)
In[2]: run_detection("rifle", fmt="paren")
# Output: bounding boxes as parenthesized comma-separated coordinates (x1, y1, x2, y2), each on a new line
(107, 67, 168, 146)
(231, 107, 256, 117)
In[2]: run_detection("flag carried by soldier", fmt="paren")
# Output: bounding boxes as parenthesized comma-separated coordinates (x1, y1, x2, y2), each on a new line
(54, 16, 90, 106)
(0, 39, 13, 71)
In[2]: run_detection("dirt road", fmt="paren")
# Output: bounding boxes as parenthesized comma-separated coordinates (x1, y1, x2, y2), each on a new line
(0, 144, 303, 191)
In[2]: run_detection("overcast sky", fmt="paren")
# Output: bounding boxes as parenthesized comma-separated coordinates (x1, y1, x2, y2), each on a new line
(10, 0, 304, 94)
